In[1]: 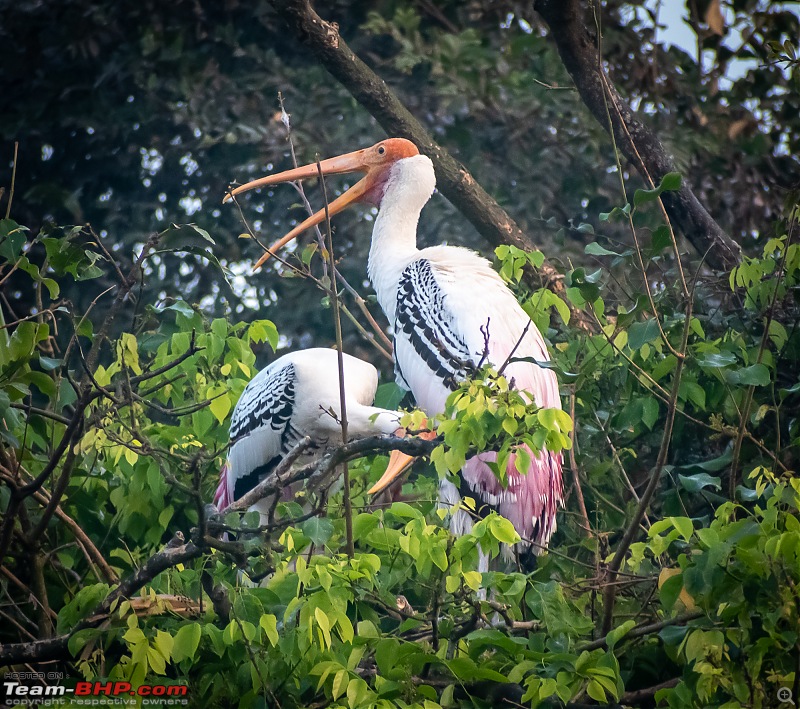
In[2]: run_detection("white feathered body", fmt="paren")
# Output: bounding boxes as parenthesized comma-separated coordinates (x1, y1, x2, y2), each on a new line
(214, 348, 401, 514)
(368, 155, 564, 554)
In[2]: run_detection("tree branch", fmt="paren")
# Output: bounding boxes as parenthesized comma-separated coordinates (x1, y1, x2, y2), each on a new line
(218, 434, 438, 518)
(534, 0, 741, 271)
(578, 609, 703, 652)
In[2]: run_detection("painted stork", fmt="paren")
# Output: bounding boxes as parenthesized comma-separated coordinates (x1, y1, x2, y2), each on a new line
(225, 139, 564, 559)
(214, 347, 409, 515)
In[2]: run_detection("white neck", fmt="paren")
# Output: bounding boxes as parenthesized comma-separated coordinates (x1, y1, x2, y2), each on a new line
(346, 405, 402, 437)
(367, 155, 436, 323)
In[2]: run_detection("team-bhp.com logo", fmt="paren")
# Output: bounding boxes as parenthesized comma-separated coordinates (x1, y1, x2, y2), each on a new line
(3, 679, 188, 705)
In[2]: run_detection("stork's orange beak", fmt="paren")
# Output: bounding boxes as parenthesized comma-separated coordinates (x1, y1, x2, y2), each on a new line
(223, 138, 419, 272)
(368, 425, 437, 496)
(368, 450, 416, 496)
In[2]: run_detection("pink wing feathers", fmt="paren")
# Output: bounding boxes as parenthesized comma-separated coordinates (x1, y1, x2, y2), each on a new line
(214, 461, 233, 512)
(401, 250, 565, 551)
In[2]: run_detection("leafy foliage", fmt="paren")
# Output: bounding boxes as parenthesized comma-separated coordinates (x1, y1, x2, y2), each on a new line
(1, 176, 798, 706)
(2, 1, 800, 707)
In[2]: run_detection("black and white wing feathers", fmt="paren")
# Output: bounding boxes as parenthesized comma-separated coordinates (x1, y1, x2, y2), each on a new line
(226, 362, 301, 502)
(394, 258, 476, 393)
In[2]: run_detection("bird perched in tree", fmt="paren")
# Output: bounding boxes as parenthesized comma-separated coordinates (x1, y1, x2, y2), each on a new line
(214, 347, 409, 516)
(225, 138, 565, 563)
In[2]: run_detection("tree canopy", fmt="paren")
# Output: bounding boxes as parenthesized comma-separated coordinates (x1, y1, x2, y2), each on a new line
(1, 0, 799, 707)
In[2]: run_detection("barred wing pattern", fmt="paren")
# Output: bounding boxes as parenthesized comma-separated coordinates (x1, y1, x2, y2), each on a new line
(393, 253, 563, 553)
(214, 362, 302, 510)
(394, 258, 476, 394)
(230, 362, 295, 442)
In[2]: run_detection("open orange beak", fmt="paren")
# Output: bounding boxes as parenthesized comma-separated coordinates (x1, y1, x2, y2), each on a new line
(223, 138, 419, 272)
(368, 426, 437, 496)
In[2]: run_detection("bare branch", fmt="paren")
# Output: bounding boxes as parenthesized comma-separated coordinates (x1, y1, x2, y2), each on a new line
(533, 0, 741, 271)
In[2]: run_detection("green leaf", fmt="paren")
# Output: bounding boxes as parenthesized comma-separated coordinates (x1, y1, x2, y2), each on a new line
(628, 319, 661, 350)
(679, 380, 706, 409)
(208, 389, 231, 424)
(375, 639, 399, 675)
(429, 543, 448, 571)
(659, 624, 689, 646)
(352, 513, 379, 539)
(660, 172, 682, 191)
(260, 614, 279, 647)
(768, 320, 788, 350)
(634, 173, 682, 207)
(586, 679, 607, 702)
(374, 382, 406, 409)
(599, 204, 631, 222)
(302, 517, 334, 546)
(171, 624, 201, 663)
(39, 356, 62, 371)
(489, 516, 520, 544)
(0, 219, 29, 260)
(462, 570, 482, 592)
(641, 398, 659, 429)
(187, 223, 215, 243)
(147, 644, 167, 674)
(68, 628, 100, 657)
(332, 669, 348, 700)
(347, 677, 369, 709)
(670, 516, 694, 541)
(8, 321, 38, 361)
(585, 242, 621, 257)
(698, 351, 738, 368)
(605, 619, 636, 650)
(447, 656, 478, 680)
(678, 472, 722, 493)
(248, 319, 280, 351)
(650, 225, 672, 254)
(725, 363, 770, 387)
(314, 606, 332, 648)
(388, 501, 422, 519)
(658, 574, 683, 610)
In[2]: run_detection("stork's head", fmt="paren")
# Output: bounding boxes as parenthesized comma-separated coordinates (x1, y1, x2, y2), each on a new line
(223, 138, 428, 271)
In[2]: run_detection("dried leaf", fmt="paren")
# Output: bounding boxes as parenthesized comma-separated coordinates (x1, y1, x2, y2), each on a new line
(705, 0, 725, 36)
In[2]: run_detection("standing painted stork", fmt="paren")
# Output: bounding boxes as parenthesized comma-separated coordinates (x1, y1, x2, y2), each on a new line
(214, 347, 408, 515)
(225, 139, 564, 558)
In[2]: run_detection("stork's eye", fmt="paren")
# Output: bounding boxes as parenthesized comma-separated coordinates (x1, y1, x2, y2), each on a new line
(377, 145, 386, 155)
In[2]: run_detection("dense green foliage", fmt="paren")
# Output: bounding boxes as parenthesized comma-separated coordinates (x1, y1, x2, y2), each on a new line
(1, 188, 798, 706)
(1, 1, 800, 707)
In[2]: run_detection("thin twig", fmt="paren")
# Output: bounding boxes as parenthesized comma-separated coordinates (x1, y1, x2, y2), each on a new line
(601, 301, 692, 634)
(317, 158, 354, 559)
(569, 389, 592, 537)
(729, 213, 796, 498)
(5, 142, 18, 219)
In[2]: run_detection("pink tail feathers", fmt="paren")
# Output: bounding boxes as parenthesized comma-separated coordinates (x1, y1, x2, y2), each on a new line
(461, 444, 564, 551)
(214, 461, 232, 511)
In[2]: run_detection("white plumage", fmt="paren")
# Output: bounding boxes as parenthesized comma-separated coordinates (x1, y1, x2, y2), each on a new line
(366, 149, 564, 558)
(214, 348, 402, 515)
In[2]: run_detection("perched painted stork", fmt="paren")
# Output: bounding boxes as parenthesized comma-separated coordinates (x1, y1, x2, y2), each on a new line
(214, 347, 409, 515)
(225, 139, 564, 558)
